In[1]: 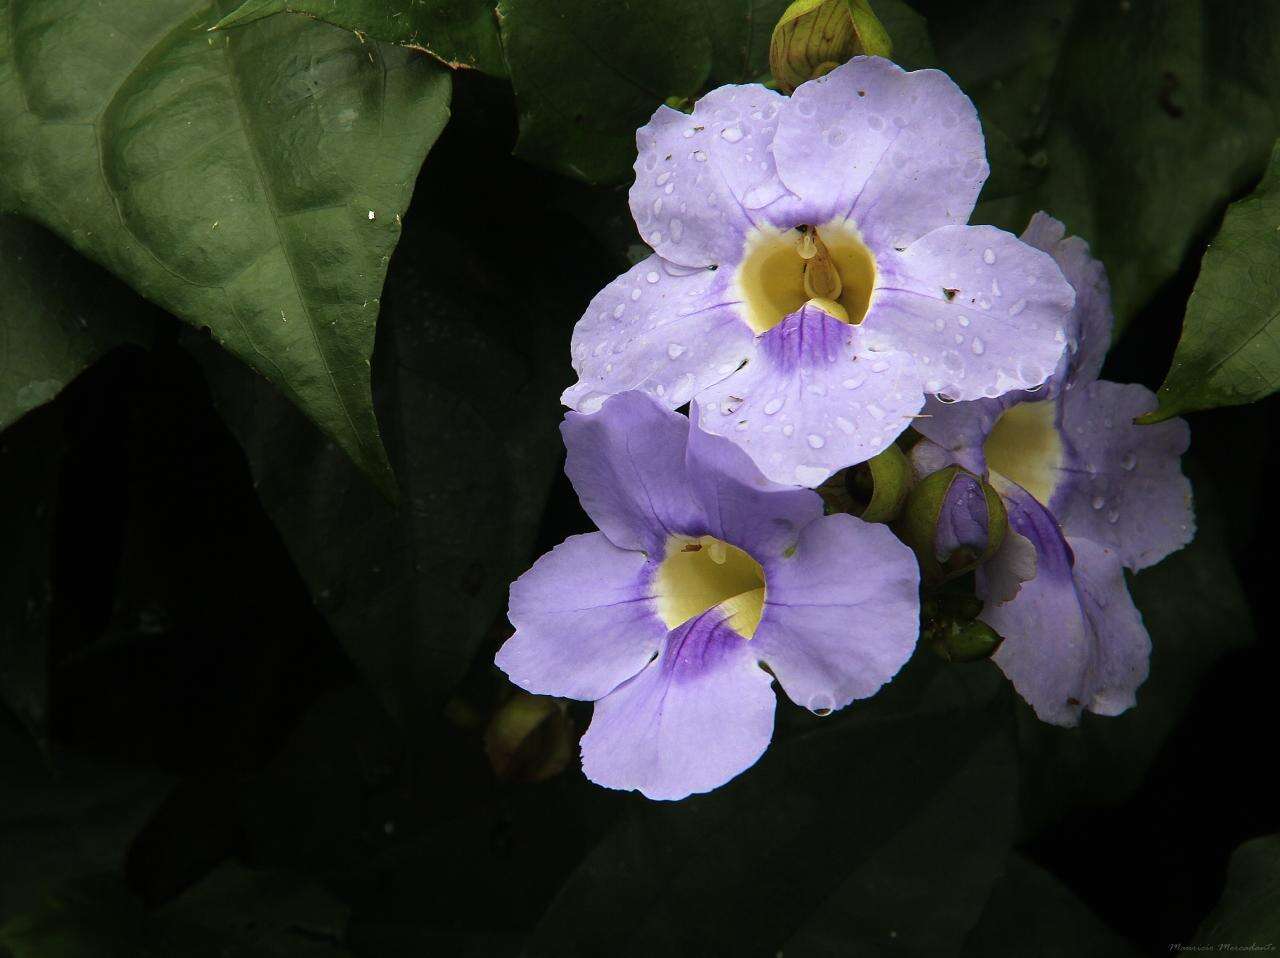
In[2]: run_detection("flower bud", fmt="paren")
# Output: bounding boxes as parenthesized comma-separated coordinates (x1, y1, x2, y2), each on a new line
(816, 443, 910, 522)
(484, 692, 574, 784)
(769, 0, 892, 94)
(898, 465, 1007, 583)
(922, 593, 1004, 662)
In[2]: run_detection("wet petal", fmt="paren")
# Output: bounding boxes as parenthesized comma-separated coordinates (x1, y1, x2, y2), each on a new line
(563, 255, 754, 414)
(498, 533, 664, 701)
(981, 481, 1149, 726)
(562, 392, 706, 554)
(696, 303, 923, 487)
(631, 85, 791, 270)
(773, 56, 987, 248)
(753, 513, 920, 713)
(1053, 380, 1194, 570)
(1020, 211, 1113, 389)
(684, 411, 825, 557)
(580, 607, 776, 800)
(870, 224, 1073, 402)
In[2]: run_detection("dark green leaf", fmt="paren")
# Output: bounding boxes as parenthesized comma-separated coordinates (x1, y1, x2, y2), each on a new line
(1195, 833, 1280, 946)
(498, 0, 794, 184)
(0, 3, 451, 493)
(961, 855, 1142, 957)
(215, 0, 506, 76)
(189, 129, 604, 722)
(924, 0, 1280, 331)
(0, 405, 61, 746)
(526, 658, 1016, 957)
(1143, 141, 1280, 422)
(1, 217, 158, 433)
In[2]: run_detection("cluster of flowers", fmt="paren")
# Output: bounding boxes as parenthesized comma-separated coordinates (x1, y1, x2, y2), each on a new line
(496, 58, 1194, 800)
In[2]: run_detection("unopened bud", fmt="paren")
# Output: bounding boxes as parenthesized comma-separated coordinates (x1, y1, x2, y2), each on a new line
(770, 0, 892, 94)
(816, 443, 910, 522)
(898, 465, 1007, 583)
(922, 593, 1004, 662)
(484, 692, 574, 784)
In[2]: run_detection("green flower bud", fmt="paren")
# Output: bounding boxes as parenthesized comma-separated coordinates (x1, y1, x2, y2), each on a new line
(484, 692, 574, 784)
(769, 0, 893, 94)
(922, 593, 1004, 662)
(897, 465, 1008, 584)
(816, 443, 910, 523)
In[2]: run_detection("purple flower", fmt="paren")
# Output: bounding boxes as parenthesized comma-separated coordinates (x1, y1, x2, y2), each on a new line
(912, 213, 1195, 725)
(564, 56, 1075, 487)
(497, 391, 920, 800)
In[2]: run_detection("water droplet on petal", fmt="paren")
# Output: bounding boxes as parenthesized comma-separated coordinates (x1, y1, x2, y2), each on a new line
(667, 343, 686, 358)
(807, 434, 825, 449)
(982, 248, 996, 265)
(1121, 452, 1137, 471)
(646, 271, 660, 284)
(971, 337, 985, 355)
(1092, 496, 1106, 510)
(720, 125, 743, 143)
(763, 397, 784, 415)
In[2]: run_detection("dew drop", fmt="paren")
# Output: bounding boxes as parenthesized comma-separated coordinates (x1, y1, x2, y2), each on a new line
(667, 343, 686, 358)
(782, 423, 795, 437)
(1092, 496, 1106, 510)
(720, 126, 743, 143)
(646, 271, 660, 284)
(807, 434, 825, 449)
(1107, 509, 1120, 524)
(763, 397, 784, 415)
(971, 337, 985, 355)
(982, 248, 996, 265)
(1120, 452, 1137, 471)
(670, 219, 684, 242)
(692, 150, 708, 162)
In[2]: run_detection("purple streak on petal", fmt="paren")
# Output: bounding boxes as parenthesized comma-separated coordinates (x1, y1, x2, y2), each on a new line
(631, 85, 792, 270)
(696, 304, 923, 486)
(754, 513, 920, 713)
(562, 392, 707, 554)
(935, 469, 990, 562)
(981, 481, 1149, 725)
(772, 56, 987, 248)
(580, 607, 776, 801)
(498, 532, 664, 701)
(563, 254, 755, 414)
(869, 224, 1072, 402)
(684, 410, 824, 558)
(1020, 211, 1113, 389)
(1053, 380, 1194, 570)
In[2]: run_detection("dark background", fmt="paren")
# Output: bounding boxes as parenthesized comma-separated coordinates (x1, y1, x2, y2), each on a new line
(3, 5, 1278, 955)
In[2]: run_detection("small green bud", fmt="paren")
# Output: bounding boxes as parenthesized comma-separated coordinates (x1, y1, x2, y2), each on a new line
(816, 443, 911, 523)
(922, 593, 1004, 662)
(897, 465, 1008, 583)
(484, 692, 574, 784)
(769, 0, 893, 94)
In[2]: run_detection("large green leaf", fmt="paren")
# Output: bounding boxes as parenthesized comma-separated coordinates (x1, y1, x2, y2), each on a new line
(525, 659, 1015, 956)
(1142, 141, 1280, 422)
(188, 121, 607, 723)
(1, 216, 159, 433)
(497, 0, 791, 184)
(922, 0, 1280, 332)
(215, 0, 506, 76)
(0, 2, 451, 493)
(1195, 833, 1280, 946)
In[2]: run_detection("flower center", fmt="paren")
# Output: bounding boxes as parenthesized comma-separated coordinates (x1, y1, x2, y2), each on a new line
(654, 535, 766, 638)
(983, 400, 1063, 506)
(735, 219, 877, 333)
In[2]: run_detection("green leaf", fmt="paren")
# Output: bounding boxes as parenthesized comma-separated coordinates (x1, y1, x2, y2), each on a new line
(961, 855, 1142, 957)
(924, 0, 1280, 332)
(1142, 141, 1280, 422)
(215, 0, 506, 76)
(497, 0, 788, 184)
(525, 658, 1016, 956)
(1195, 833, 1280, 946)
(1, 216, 159, 433)
(0, 403, 61, 747)
(0, 3, 451, 494)
(188, 130, 602, 722)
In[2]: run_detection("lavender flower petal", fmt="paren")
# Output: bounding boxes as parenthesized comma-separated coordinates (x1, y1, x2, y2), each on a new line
(632, 85, 791, 270)
(1053, 380, 1194, 570)
(772, 56, 987, 248)
(695, 303, 923, 485)
(498, 532, 664, 700)
(870, 225, 1073, 402)
(562, 392, 706, 554)
(684, 411, 824, 557)
(754, 513, 920, 713)
(563, 255, 754, 414)
(981, 481, 1149, 725)
(580, 607, 776, 800)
